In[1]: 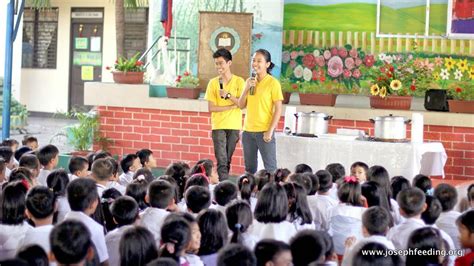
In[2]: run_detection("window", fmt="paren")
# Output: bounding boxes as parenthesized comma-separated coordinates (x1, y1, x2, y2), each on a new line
(124, 8, 148, 59)
(22, 8, 59, 68)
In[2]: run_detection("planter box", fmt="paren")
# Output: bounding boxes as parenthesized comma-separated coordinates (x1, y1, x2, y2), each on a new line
(370, 95, 412, 110)
(112, 71, 144, 84)
(283, 92, 291, 104)
(166, 87, 201, 99)
(299, 93, 337, 106)
(448, 100, 474, 114)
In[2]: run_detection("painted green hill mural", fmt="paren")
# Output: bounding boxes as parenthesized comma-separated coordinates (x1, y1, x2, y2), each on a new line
(284, 3, 447, 34)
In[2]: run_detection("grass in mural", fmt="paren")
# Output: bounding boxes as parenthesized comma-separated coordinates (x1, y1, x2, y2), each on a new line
(284, 3, 447, 35)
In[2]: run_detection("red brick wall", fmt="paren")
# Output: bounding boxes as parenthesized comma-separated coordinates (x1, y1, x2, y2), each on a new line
(96, 106, 474, 181)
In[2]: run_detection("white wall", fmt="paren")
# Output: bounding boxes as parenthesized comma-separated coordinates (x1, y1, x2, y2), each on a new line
(0, 0, 24, 100)
(20, 0, 117, 113)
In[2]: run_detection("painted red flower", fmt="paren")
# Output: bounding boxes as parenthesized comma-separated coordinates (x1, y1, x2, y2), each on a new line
(135, 61, 143, 66)
(320, 76, 326, 82)
(349, 48, 358, 58)
(355, 58, 363, 66)
(183, 71, 190, 76)
(410, 84, 416, 91)
(456, 87, 462, 93)
(352, 69, 361, 79)
(302, 54, 316, 69)
(291, 84, 298, 90)
(344, 57, 355, 70)
(330, 47, 338, 56)
(364, 55, 375, 67)
(343, 69, 352, 78)
(338, 48, 348, 58)
(315, 56, 326, 67)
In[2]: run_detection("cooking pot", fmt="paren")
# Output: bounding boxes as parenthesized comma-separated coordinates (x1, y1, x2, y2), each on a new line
(294, 111, 333, 136)
(369, 114, 411, 140)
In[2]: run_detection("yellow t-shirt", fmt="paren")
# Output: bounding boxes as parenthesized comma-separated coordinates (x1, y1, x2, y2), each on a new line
(204, 75, 245, 130)
(244, 74, 284, 132)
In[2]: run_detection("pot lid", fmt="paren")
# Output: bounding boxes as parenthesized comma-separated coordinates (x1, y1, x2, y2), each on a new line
(372, 114, 408, 122)
(296, 111, 328, 117)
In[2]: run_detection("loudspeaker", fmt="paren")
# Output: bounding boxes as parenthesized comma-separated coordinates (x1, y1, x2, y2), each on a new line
(424, 89, 449, 112)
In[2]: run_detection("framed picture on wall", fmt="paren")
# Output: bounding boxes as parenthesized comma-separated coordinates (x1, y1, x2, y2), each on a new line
(446, 0, 474, 39)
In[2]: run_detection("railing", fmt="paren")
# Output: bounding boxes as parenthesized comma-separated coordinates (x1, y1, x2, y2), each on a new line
(282, 30, 474, 56)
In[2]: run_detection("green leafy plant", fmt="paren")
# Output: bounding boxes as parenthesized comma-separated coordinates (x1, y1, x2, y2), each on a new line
(175, 71, 200, 88)
(447, 81, 474, 101)
(107, 52, 144, 72)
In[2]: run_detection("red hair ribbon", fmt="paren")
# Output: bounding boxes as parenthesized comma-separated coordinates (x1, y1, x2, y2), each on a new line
(344, 176, 358, 184)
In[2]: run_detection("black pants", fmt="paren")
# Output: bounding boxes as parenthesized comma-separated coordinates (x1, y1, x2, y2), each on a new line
(212, 129, 240, 181)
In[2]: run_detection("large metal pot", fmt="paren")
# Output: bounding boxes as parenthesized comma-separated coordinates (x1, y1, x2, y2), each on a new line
(369, 114, 411, 140)
(294, 111, 333, 135)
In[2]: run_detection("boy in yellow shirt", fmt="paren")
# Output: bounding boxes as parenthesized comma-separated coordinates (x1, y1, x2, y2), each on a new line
(204, 48, 245, 180)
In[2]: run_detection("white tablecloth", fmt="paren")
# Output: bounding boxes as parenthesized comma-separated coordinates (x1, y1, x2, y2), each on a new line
(275, 134, 447, 181)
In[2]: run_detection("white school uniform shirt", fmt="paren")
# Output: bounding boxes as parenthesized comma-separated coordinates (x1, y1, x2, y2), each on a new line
(390, 198, 404, 225)
(386, 217, 425, 250)
(107, 181, 126, 195)
(250, 197, 257, 213)
(0, 221, 33, 259)
(96, 183, 107, 198)
(139, 207, 169, 244)
(430, 224, 456, 266)
(290, 216, 317, 232)
(313, 194, 339, 231)
(241, 231, 260, 250)
(328, 204, 366, 255)
(250, 220, 297, 243)
(37, 169, 51, 186)
(56, 196, 71, 223)
(436, 210, 461, 250)
(209, 203, 227, 214)
(68, 173, 80, 181)
(184, 253, 204, 266)
(106, 225, 134, 266)
(20, 224, 54, 254)
(342, 235, 395, 266)
(329, 183, 339, 201)
(65, 211, 109, 263)
(118, 171, 134, 186)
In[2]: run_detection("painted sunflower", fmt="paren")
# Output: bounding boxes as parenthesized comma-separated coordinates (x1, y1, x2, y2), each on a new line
(370, 84, 380, 96)
(390, 80, 402, 91)
(469, 66, 474, 80)
(457, 59, 468, 73)
(444, 57, 456, 71)
(379, 86, 387, 98)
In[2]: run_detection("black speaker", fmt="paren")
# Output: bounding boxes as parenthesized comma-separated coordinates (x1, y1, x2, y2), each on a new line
(424, 89, 449, 112)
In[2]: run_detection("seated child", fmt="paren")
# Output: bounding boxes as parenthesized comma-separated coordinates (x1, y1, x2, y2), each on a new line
(312, 170, 338, 231)
(283, 182, 315, 231)
(211, 181, 238, 213)
(119, 154, 141, 186)
(435, 183, 461, 249)
(36, 144, 59, 186)
(49, 220, 94, 265)
(22, 135, 38, 151)
(455, 210, 474, 266)
(217, 243, 256, 266)
(119, 226, 158, 265)
(68, 156, 90, 180)
(254, 239, 292, 266)
(350, 161, 368, 183)
(326, 163, 345, 201)
(91, 158, 114, 197)
(226, 200, 258, 250)
(46, 169, 71, 223)
(290, 230, 326, 266)
(185, 186, 211, 217)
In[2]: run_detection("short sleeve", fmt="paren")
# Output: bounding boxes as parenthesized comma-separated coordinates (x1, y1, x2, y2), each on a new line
(271, 79, 284, 102)
(236, 77, 245, 97)
(204, 79, 217, 104)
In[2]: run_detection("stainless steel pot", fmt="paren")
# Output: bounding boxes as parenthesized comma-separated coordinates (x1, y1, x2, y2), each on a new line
(369, 114, 411, 140)
(294, 111, 333, 135)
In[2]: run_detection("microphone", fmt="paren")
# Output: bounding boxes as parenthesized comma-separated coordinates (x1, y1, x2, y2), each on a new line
(249, 71, 256, 95)
(219, 78, 224, 99)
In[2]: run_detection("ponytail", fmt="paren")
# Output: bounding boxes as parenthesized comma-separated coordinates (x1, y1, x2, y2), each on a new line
(46, 169, 70, 198)
(238, 174, 256, 203)
(230, 223, 244, 244)
(225, 200, 253, 245)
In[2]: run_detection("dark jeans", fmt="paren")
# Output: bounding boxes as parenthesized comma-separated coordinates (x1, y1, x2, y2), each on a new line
(212, 129, 240, 181)
(241, 131, 277, 174)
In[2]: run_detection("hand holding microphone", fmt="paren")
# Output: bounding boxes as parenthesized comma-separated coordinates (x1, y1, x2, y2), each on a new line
(219, 78, 224, 99)
(249, 71, 256, 95)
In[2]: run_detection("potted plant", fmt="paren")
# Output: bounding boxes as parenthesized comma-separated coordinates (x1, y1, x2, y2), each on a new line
(107, 52, 145, 84)
(166, 71, 201, 99)
(447, 82, 474, 113)
(0, 77, 29, 132)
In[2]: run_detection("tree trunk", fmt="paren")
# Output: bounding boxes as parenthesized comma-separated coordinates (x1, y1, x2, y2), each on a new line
(115, 0, 125, 58)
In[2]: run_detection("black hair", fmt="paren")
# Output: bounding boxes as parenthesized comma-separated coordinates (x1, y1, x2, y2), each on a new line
(289, 173, 312, 195)
(50, 220, 91, 264)
(456, 209, 474, 233)
(254, 183, 288, 223)
(255, 49, 275, 74)
(121, 154, 138, 173)
(225, 200, 253, 244)
(351, 161, 369, 171)
(185, 186, 211, 213)
(136, 149, 153, 167)
(316, 170, 333, 193)
(101, 188, 122, 232)
(91, 158, 114, 181)
(197, 209, 228, 255)
(421, 195, 443, 225)
(133, 168, 155, 184)
(294, 163, 312, 174)
(0, 158, 5, 175)
(319, 231, 335, 259)
(434, 183, 458, 211)
(353, 242, 401, 266)
(361, 181, 391, 211)
(412, 174, 432, 194)
(14, 146, 33, 162)
(37, 144, 59, 166)
(93, 150, 112, 161)
(255, 169, 272, 192)
(214, 181, 238, 206)
(0, 146, 14, 162)
(406, 227, 445, 266)
(367, 165, 393, 210)
(157, 175, 180, 205)
(159, 215, 191, 263)
(22, 135, 38, 146)
(67, 178, 99, 212)
(217, 243, 256, 266)
(26, 186, 55, 219)
(468, 184, 474, 202)
(1, 181, 27, 225)
(273, 168, 291, 183)
(9, 167, 33, 186)
(148, 180, 175, 209)
(86, 152, 95, 171)
(0, 259, 28, 266)
(303, 172, 318, 195)
(397, 187, 426, 217)
(19, 153, 40, 171)
(237, 173, 256, 204)
(254, 239, 290, 266)
(146, 258, 178, 266)
(16, 244, 49, 266)
(213, 48, 232, 61)
(325, 163, 345, 182)
(390, 176, 410, 200)
(119, 226, 158, 266)
(190, 159, 214, 178)
(184, 174, 210, 192)
(110, 195, 139, 227)
(125, 181, 149, 211)
(164, 162, 188, 200)
(68, 156, 89, 175)
(362, 206, 391, 236)
(290, 230, 325, 266)
(283, 182, 313, 225)
(1, 138, 19, 148)
(338, 180, 363, 207)
(46, 169, 70, 198)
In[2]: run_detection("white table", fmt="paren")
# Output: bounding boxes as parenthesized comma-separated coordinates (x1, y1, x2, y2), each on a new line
(275, 134, 447, 181)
